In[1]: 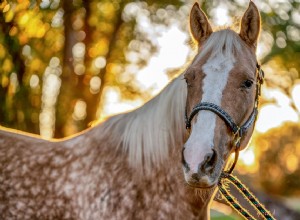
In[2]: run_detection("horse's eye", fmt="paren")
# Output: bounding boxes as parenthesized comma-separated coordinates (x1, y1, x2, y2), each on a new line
(242, 80, 253, 89)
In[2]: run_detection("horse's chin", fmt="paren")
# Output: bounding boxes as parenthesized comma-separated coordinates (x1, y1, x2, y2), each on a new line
(184, 174, 218, 189)
(186, 181, 217, 189)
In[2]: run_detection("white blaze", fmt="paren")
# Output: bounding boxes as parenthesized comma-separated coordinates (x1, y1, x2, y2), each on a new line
(184, 54, 235, 172)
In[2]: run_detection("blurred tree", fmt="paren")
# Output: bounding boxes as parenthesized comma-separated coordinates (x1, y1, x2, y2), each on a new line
(55, 0, 185, 137)
(0, 0, 184, 138)
(0, 0, 299, 136)
(252, 122, 300, 196)
(0, 1, 42, 133)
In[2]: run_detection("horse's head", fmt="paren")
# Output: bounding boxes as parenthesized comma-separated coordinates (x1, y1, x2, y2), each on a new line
(182, 2, 261, 188)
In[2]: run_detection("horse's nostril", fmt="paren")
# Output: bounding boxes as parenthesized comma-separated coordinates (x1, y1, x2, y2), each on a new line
(199, 150, 217, 173)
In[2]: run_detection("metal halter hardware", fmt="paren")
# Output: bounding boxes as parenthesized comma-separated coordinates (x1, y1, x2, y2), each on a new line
(184, 63, 264, 173)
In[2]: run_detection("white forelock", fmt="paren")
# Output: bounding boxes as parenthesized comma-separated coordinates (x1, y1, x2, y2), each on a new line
(194, 29, 244, 64)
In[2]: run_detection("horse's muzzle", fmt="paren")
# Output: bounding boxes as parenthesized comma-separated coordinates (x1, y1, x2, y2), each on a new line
(182, 149, 219, 188)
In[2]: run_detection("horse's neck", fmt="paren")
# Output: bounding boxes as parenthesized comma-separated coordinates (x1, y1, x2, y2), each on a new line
(98, 75, 187, 171)
(89, 75, 215, 217)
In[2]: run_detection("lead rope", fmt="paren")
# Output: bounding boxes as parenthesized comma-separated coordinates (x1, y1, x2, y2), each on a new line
(218, 147, 276, 220)
(218, 172, 276, 220)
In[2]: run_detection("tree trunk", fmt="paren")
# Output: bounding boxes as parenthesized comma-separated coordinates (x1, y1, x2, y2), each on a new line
(55, 0, 81, 138)
(93, 2, 125, 119)
(0, 14, 38, 134)
(55, 0, 126, 137)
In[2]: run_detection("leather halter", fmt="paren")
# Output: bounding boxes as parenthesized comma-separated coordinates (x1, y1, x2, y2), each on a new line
(184, 64, 264, 173)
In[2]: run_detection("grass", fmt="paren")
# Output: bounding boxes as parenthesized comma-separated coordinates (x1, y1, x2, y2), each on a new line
(211, 209, 242, 220)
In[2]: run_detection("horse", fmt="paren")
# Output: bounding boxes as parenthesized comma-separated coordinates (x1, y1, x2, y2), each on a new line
(0, 2, 261, 219)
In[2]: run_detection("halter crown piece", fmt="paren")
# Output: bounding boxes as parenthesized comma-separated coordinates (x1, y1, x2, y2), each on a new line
(184, 63, 264, 173)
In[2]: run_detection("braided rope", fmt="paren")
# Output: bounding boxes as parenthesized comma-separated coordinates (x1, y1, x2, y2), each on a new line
(218, 172, 276, 220)
(218, 181, 256, 220)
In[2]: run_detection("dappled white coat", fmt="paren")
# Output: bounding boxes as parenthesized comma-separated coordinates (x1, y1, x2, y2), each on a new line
(0, 75, 215, 219)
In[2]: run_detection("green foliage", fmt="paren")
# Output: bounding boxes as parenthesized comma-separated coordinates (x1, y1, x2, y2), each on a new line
(211, 209, 241, 220)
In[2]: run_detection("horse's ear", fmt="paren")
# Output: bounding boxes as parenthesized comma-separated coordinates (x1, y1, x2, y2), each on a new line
(190, 2, 212, 45)
(239, 1, 261, 47)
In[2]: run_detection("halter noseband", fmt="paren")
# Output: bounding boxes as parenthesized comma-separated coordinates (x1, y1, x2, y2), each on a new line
(184, 64, 264, 173)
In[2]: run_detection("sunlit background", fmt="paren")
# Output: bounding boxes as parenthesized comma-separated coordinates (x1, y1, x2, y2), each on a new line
(0, 0, 300, 219)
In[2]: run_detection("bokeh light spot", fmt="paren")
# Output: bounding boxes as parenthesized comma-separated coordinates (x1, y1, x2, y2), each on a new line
(72, 42, 85, 58)
(286, 154, 298, 173)
(276, 37, 287, 48)
(49, 57, 60, 68)
(73, 100, 87, 121)
(74, 63, 85, 75)
(240, 148, 255, 166)
(94, 56, 106, 69)
(90, 76, 101, 94)
(30, 75, 40, 89)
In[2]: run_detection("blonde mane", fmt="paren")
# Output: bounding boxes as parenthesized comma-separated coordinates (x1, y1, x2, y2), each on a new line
(102, 75, 187, 170)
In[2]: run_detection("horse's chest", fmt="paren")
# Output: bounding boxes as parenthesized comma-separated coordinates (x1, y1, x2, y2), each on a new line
(64, 173, 195, 220)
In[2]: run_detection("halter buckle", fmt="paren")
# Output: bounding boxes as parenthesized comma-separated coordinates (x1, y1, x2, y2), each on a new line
(232, 127, 241, 149)
(233, 136, 241, 149)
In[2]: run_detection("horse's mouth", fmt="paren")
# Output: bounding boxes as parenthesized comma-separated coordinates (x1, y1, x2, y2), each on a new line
(184, 173, 218, 189)
(186, 181, 217, 189)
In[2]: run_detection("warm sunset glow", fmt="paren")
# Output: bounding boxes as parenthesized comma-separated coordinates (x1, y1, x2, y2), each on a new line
(286, 153, 298, 173)
(136, 25, 190, 93)
(240, 148, 255, 166)
(1, 1, 299, 218)
(0, 0, 300, 220)
(211, 5, 231, 26)
(256, 88, 299, 133)
(102, 87, 144, 117)
(102, 24, 190, 117)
